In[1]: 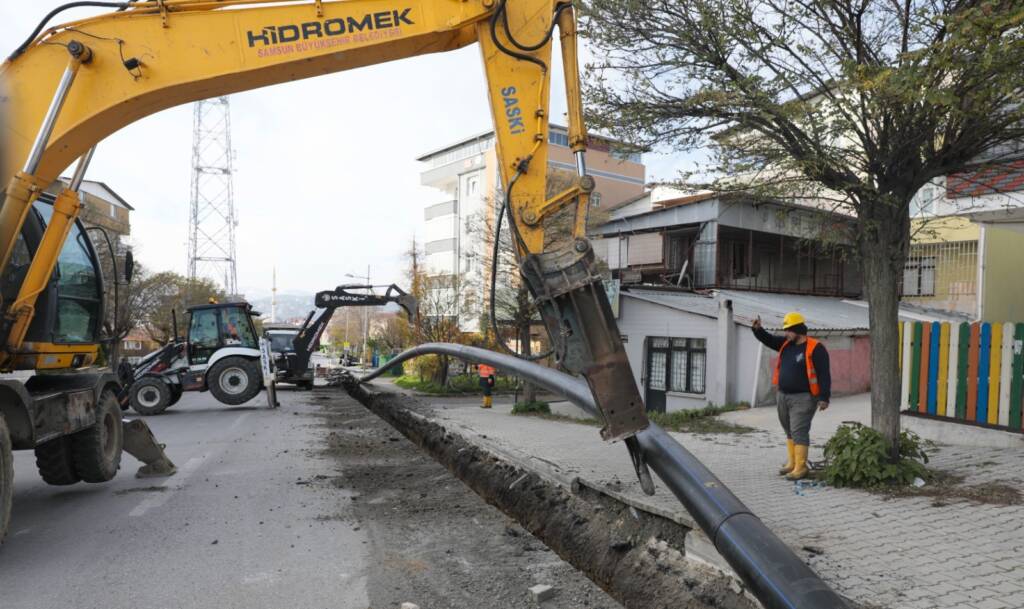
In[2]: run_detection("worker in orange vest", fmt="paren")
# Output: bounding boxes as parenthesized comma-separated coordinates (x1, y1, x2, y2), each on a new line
(478, 363, 496, 409)
(752, 312, 831, 480)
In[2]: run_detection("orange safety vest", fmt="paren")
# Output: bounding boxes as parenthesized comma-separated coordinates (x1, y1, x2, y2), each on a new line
(772, 337, 821, 397)
(478, 364, 496, 378)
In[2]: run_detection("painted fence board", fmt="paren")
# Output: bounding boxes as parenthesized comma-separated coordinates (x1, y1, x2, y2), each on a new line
(978, 323, 991, 424)
(967, 322, 980, 421)
(937, 323, 950, 417)
(928, 322, 940, 415)
(901, 322, 913, 409)
(988, 323, 1003, 426)
(947, 324, 960, 419)
(910, 323, 922, 411)
(1011, 324, 1024, 430)
(999, 323, 1014, 428)
(919, 323, 932, 413)
(956, 323, 969, 420)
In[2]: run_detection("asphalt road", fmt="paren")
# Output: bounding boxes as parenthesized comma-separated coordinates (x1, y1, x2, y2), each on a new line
(0, 386, 370, 609)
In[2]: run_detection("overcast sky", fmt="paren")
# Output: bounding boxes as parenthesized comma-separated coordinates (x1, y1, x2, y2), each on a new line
(2, 2, 692, 298)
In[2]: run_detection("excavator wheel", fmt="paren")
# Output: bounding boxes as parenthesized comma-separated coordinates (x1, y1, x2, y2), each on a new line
(71, 389, 124, 483)
(208, 356, 262, 405)
(0, 414, 12, 544)
(34, 436, 81, 486)
(129, 377, 172, 416)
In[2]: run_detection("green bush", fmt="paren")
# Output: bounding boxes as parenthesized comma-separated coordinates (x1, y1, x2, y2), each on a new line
(393, 373, 517, 395)
(823, 422, 931, 488)
(511, 401, 551, 415)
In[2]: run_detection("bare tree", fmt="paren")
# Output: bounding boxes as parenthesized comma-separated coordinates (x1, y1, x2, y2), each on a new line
(582, 0, 1024, 456)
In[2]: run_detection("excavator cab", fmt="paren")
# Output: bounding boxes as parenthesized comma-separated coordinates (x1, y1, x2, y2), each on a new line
(1, 193, 104, 370)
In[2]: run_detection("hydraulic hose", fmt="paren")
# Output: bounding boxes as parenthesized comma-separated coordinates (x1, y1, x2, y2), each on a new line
(358, 343, 849, 609)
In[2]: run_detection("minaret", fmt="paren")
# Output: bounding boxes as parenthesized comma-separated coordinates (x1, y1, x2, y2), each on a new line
(271, 267, 277, 323)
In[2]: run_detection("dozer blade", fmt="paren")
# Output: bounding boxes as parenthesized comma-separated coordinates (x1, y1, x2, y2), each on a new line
(122, 419, 177, 478)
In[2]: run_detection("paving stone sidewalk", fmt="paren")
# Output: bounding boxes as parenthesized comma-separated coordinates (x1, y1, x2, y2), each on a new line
(375, 384, 1024, 609)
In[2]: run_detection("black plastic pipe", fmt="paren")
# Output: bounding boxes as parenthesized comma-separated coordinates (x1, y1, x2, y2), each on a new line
(359, 343, 848, 609)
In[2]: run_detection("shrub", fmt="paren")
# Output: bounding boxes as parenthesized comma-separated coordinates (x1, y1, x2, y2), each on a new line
(823, 422, 931, 488)
(511, 401, 551, 415)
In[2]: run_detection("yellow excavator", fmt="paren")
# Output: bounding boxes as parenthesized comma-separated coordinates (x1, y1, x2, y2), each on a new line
(0, 5, 856, 607)
(0, 0, 648, 543)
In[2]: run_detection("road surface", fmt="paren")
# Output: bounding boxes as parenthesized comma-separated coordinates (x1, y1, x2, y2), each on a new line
(1, 386, 369, 609)
(0, 384, 617, 609)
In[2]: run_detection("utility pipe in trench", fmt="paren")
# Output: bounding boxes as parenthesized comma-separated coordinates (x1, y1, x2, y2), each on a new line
(360, 343, 848, 609)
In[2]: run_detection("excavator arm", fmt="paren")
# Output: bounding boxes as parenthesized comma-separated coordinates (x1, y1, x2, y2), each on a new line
(0, 0, 648, 443)
(287, 283, 416, 374)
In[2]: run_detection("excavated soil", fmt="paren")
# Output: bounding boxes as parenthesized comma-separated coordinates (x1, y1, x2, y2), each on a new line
(307, 391, 621, 609)
(322, 384, 757, 609)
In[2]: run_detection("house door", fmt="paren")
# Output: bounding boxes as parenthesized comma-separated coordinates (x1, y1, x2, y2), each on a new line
(645, 338, 670, 413)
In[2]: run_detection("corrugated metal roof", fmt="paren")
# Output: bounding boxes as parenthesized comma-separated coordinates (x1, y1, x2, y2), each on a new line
(621, 287, 968, 333)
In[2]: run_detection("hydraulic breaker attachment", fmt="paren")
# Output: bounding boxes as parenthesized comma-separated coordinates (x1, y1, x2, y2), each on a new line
(122, 419, 177, 478)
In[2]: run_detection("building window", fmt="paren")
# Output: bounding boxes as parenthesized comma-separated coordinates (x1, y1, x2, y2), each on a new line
(903, 256, 936, 296)
(548, 131, 569, 147)
(591, 192, 602, 208)
(109, 204, 118, 219)
(650, 337, 706, 394)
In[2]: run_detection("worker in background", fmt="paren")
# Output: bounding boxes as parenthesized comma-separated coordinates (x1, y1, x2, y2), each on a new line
(478, 363, 496, 409)
(752, 312, 831, 481)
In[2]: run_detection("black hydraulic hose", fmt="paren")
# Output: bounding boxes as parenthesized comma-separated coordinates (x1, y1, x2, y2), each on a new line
(358, 343, 849, 609)
(488, 172, 555, 361)
(8, 2, 131, 61)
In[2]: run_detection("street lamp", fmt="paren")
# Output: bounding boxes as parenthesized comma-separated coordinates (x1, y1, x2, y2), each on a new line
(344, 267, 371, 368)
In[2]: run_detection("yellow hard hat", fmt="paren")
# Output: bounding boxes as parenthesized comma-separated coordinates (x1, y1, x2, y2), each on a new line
(782, 312, 806, 329)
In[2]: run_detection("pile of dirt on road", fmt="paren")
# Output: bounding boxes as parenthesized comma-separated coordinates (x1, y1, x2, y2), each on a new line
(316, 385, 757, 609)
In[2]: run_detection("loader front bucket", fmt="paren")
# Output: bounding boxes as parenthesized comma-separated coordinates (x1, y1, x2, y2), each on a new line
(122, 419, 177, 478)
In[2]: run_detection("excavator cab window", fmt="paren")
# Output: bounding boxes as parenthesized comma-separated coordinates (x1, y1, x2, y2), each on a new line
(219, 307, 257, 348)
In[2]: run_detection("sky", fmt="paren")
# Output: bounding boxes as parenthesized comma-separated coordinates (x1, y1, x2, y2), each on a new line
(1, 2, 693, 298)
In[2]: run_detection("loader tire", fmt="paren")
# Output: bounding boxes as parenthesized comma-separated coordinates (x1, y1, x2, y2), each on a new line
(129, 377, 171, 416)
(208, 357, 262, 405)
(0, 414, 13, 544)
(34, 436, 81, 486)
(167, 385, 183, 407)
(71, 389, 123, 483)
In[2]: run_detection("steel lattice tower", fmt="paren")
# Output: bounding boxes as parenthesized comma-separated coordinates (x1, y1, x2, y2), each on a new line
(187, 97, 238, 296)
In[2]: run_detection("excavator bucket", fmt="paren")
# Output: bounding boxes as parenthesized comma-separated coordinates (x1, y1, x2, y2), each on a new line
(396, 294, 418, 323)
(122, 419, 177, 478)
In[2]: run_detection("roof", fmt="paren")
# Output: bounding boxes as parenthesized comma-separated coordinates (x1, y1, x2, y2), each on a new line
(621, 287, 967, 333)
(56, 178, 134, 210)
(964, 206, 1024, 230)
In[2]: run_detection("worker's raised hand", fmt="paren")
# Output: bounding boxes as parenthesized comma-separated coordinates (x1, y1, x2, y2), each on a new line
(752, 316, 762, 330)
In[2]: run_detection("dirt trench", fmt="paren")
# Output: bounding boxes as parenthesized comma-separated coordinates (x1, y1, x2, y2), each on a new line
(335, 382, 757, 609)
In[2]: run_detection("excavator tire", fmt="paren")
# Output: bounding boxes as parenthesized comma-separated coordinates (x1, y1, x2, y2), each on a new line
(71, 389, 123, 483)
(34, 436, 81, 486)
(0, 414, 12, 544)
(129, 377, 171, 415)
(208, 356, 262, 405)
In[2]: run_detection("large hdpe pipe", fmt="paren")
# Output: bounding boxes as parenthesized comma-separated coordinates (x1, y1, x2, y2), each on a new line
(360, 343, 848, 609)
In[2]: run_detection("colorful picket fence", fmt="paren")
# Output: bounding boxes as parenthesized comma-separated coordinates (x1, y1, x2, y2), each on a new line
(899, 321, 1024, 430)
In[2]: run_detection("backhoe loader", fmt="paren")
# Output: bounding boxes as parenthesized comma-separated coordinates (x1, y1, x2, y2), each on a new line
(0, 3, 849, 608)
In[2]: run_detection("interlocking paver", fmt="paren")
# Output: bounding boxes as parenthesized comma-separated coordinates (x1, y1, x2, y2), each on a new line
(406, 388, 1024, 609)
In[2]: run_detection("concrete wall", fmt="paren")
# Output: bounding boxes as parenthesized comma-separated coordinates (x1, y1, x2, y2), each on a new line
(981, 225, 1024, 321)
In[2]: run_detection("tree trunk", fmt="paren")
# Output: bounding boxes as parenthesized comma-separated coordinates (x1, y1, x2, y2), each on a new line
(861, 242, 903, 460)
(518, 321, 537, 403)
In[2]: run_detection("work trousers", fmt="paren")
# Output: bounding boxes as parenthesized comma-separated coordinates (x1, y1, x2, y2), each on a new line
(777, 391, 817, 446)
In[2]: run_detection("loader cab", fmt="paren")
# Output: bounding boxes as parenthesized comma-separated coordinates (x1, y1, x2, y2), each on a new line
(1, 194, 104, 369)
(185, 302, 259, 365)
